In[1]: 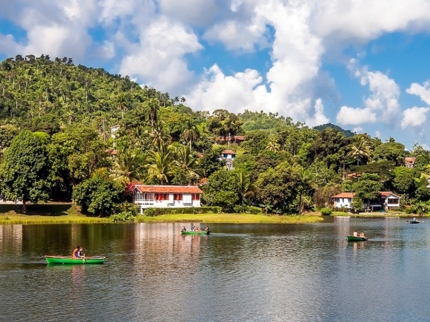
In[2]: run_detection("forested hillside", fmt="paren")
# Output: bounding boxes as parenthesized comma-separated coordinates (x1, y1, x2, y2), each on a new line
(0, 55, 429, 218)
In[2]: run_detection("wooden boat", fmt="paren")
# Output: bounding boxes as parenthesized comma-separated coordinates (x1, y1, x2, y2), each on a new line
(45, 256, 105, 265)
(346, 235, 368, 241)
(181, 230, 210, 235)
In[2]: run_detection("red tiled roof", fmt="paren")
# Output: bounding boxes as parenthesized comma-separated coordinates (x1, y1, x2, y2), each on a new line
(333, 192, 355, 198)
(405, 157, 416, 162)
(135, 185, 202, 194)
(333, 191, 401, 198)
(380, 191, 400, 198)
(222, 150, 236, 155)
(347, 172, 361, 178)
(105, 149, 118, 155)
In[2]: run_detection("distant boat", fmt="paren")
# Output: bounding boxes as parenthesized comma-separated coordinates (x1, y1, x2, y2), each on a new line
(45, 256, 105, 265)
(410, 220, 421, 224)
(181, 230, 210, 235)
(346, 235, 368, 241)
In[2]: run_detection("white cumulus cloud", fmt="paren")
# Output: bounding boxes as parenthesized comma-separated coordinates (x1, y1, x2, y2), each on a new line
(401, 107, 429, 129)
(406, 81, 430, 105)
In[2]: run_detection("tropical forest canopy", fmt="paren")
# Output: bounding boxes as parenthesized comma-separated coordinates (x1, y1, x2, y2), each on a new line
(0, 54, 429, 217)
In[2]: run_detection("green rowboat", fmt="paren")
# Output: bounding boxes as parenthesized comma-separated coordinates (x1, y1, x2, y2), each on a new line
(45, 256, 105, 265)
(346, 236, 368, 242)
(181, 231, 210, 235)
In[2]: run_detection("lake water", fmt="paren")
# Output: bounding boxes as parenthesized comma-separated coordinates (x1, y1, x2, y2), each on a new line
(1, 217, 430, 322)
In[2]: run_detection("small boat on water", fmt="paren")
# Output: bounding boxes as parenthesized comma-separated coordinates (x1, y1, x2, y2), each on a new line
(346, 236, 368, 241)
(410, 221, 421, 224)
(181, 231, 210, 235)
(45, 256, 105, 265)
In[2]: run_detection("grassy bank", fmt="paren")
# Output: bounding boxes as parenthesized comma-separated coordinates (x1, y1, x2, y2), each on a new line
(135, 213, 324, 224)
(331, 211, 421, 217)
(0, 204, 109, 224)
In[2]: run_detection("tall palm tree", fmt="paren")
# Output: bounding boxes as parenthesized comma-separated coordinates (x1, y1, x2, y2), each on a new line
(146, 144, 174, 184)
(174, 145, 199, 184)
(110, 149, 145, 185)
(348, 135, 372, 165)
(236, 171, 254, 205)
(183, 121, 199, 151)
(143, 97, 160, 129)
(294, 165, 315, 214)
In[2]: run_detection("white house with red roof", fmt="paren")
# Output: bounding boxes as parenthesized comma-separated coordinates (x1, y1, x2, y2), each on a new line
(221, 150, 235, 170)
(332, 191, 401, 211)
(133, 185, 203, 213)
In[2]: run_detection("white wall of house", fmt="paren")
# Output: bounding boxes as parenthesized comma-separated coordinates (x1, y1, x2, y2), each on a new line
(333, 198, 352, 208)
(134, 191, 201, 214)
(383, 195, 400, 208)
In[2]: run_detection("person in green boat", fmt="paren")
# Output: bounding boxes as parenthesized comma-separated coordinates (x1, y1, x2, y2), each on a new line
(72, 246, 82, 258)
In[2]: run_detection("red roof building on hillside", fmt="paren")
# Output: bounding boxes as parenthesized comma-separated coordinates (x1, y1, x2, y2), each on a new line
(405, 157, 416, 168)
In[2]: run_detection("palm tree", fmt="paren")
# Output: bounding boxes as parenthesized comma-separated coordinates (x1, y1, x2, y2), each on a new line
(183, 121, 199, 151)
(294, 165, 315, 214)
(348, 135, 372, 165)
(236, 171, 254, 205)
(146, 144, 174, 184)
(142, 97, 159, 129)
(266, 137, 281, 153)
(174, 145, 199, 184)
(110, 149, 145, 185)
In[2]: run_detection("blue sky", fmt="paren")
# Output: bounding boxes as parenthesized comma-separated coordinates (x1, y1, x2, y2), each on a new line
(1, 0, 430, 149)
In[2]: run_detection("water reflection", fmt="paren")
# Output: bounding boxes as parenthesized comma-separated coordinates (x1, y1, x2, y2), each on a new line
(2, 220, 430, 321)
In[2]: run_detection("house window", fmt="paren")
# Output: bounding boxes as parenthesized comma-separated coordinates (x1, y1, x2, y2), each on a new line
(155, 193, 168, 200)
(174, 194, 183, 201)
(192, 194, 200, 201)
(388, 199, 398, 204)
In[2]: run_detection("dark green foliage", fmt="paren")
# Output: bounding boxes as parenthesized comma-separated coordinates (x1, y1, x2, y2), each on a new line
(352, 173, 382, 209)
(373, 139, 406, 166)
(392, 167, 417, 195)
(142, 206, 222, 216)
(313, 123, 355, 138)
(196, 147, 225, 178)
(202, 169, 240, 212)
(72, 169, 124, 217)
(0, 130, 52, 212)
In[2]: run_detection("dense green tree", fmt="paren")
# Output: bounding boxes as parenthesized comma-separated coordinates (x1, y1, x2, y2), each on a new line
(255, 163, 301, 214)
(373, 139, 406, 166)
(207, 109, 243, 140)
(0, 130, 52, 212)
(392, 167, 417, 196)
(202, 169, 239, 212)
(196, 147, 225, 178)
(73, 169, 124, 217)
(352, 173, 382, 210)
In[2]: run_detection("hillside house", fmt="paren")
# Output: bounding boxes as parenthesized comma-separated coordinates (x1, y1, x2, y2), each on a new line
(221, 150, 236, 170)
(405, 157, 416, 168)
(133, 185, 202, 214)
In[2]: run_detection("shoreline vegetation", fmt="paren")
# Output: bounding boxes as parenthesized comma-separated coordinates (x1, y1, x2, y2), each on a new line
(0, 204, 424, 225)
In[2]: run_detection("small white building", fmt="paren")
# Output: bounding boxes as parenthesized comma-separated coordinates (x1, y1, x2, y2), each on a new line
(133, 185, 203, 214)
(221, 150, 236, 170)
(332, 192, 354, 209)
